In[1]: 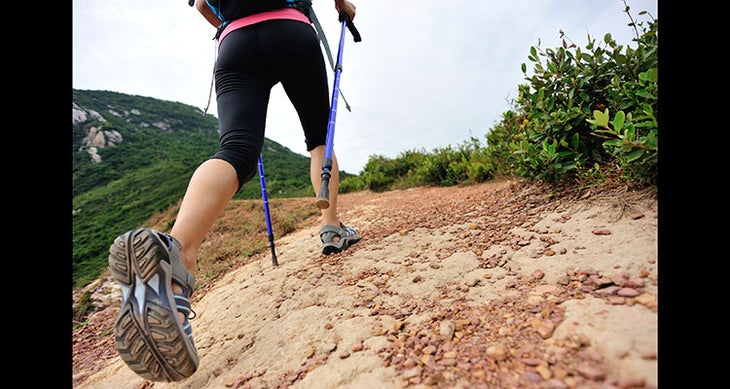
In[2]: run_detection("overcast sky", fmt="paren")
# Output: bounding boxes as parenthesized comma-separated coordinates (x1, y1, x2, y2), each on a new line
(72, 0, 658, 174)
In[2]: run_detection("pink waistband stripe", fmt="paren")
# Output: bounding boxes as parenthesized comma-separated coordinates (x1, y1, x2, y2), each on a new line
(218, 8, 311, 43)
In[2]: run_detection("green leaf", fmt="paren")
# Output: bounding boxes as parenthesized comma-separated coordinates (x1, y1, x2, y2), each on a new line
(591, 109, 610, 127)
(639, 68, 658, 83)
(626, 148, 644, 162)
(571, 132, 580, 149)
(611, 111, 625, 131)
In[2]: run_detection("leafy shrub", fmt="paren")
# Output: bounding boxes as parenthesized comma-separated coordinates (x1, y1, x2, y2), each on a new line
(338, 174, 365, 193)
(346, 3, 657, 192)
(506, 4, 657, 184)
(585, 10, 658, 187)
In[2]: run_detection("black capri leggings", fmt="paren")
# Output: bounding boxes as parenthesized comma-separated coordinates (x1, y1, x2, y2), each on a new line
(212, 18, 330, 190)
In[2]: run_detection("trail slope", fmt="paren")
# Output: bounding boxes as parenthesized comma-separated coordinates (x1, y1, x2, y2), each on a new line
(73, 180, 658, 389)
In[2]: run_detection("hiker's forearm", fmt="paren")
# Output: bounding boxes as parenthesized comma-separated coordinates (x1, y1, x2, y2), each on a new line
(196, 0, 223, 28)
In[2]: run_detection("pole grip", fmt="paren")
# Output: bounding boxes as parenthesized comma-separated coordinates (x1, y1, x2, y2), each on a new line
(338, 13, 362, 42)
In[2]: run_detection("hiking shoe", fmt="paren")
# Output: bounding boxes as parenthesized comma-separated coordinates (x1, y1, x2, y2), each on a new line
(320, 222, 361, 255)
(108, 228, 199, 382)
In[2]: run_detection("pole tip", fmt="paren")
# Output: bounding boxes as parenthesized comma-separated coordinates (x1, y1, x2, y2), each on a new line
(315, 198, 330, 209)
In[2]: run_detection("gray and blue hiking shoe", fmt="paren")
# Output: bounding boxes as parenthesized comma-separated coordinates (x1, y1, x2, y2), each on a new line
(320, 222, 361, 255)
(108, 228, 199, 382)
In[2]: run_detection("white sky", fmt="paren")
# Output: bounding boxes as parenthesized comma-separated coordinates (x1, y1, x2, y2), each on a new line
(72, 0, 658, 174)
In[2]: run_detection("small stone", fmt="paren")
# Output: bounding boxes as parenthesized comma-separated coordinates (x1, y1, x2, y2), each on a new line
(576, 363, 605, 380)
(486, 343, 508, 361)
(401, 367, 422, 379)
(439, 320, 455, 340)
(617, 287, 641, 297)
(533, 320, 555, 339)
(536, 364, 552, 379)
(591, 229, 611, 235)
(522, 371, 542, 382)
(351, 341, 363, 352)
(422, 345, 437, 355)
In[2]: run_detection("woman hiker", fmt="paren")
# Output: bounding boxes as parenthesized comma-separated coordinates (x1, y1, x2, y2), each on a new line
(106, 0, 360, 381)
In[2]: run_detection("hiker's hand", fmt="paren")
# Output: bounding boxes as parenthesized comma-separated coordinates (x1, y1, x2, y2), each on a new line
(335, 0, 356, 21)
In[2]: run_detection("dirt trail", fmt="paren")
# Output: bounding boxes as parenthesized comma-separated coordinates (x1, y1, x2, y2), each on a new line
(73, 180, 658, 388)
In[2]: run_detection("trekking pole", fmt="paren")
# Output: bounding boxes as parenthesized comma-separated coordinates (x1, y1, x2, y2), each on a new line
(258, 154, 278, 266)
(316, 13, 361, 209)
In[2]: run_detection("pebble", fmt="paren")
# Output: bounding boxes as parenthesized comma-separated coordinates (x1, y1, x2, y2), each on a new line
(486, 343, 508, 361)
(591, 229, 612, 235)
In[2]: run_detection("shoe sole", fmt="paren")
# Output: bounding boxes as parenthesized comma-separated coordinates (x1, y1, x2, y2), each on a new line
(322, 236, 361, 255)
(108, 228, 198, 382)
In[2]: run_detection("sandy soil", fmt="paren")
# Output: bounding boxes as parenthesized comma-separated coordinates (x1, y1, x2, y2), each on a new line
(72, 179, 658, 389)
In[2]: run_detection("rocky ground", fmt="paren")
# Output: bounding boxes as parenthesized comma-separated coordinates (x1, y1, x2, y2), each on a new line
(72, 179, 658, 388)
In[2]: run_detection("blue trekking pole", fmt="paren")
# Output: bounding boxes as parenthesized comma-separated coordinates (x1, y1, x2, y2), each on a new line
(258, 154, 278, 266)
(315, 13, 361, 209)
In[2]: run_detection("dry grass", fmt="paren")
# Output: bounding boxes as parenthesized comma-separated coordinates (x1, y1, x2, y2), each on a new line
(146, 196, 321, 292)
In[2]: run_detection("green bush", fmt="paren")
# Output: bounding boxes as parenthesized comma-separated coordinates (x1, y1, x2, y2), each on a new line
(586, 10, 658, 186)
(339, 174, 366, 193)
(347, 3, 657, 192)
(506, 5, 657, 184)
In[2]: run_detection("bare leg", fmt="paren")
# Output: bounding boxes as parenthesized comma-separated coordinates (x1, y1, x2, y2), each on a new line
(170, 158, 240, 272)
(165, 158, 238, 319)
(310, 145, 340, 226)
